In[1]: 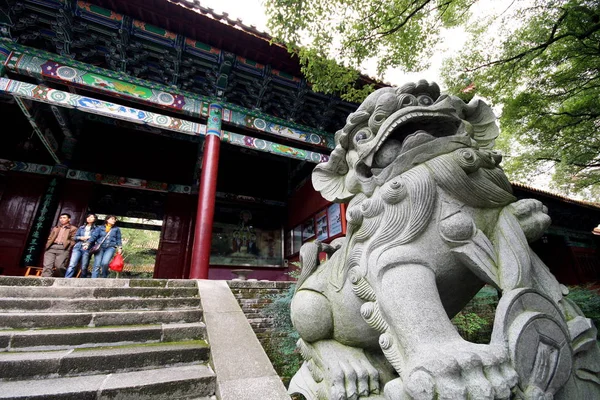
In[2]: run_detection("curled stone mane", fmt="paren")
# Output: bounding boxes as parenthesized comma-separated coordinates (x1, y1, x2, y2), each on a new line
(334, 164, 436, 288)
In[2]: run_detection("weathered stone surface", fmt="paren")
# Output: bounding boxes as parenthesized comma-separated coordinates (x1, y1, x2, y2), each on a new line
(0, 297, 201, 312)
(0, 285, 201, 299)
(92, 309, 203, 327)
(0, 325, 164, 351)
(0, 309, 203, 330)
(289, 80, 600, 400)
(0, 364, 215, 399)
(162, 322, 206, 342)
(0, 342, 209, 379)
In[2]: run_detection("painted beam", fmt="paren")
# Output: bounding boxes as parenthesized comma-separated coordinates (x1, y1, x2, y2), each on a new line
(222, 108, 332, 148)
(1, 40, 335, 148)
(2, 77, 330, 166)
(0, 77, 204, 136)
(0, 44, 10, 76)
(5, 50, 206, 117)
(222, 130, 329, 164)
(0, 157, 286, 206)
(0, 158, 54, 175)
(66, 169, 192, 194)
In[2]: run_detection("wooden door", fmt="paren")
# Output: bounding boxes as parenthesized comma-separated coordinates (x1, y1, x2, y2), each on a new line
(0, 173, 49, 275)
(54, 180, 94, 227)
(154, 193, 195, 279)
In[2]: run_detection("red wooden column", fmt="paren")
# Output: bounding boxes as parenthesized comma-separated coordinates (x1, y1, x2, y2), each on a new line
(189, 103, 222, 279)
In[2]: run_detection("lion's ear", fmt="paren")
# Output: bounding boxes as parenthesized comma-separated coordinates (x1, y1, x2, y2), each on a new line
(464, 99, 499, 150)
(312, 145, 355, 202)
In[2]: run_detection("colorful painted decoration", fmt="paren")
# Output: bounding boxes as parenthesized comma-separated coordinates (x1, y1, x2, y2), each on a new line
(0, 44, 10, 75)
(0, 159, 53, 175)
(0, 78, 204, 136)
(66, 170, 191, 194)
(222, 131, 329, 164)
(2, 40, 335, 151)
(207, 104, 223, 137)
(8, 53, 201, 115)
(223, 108, 334, 149)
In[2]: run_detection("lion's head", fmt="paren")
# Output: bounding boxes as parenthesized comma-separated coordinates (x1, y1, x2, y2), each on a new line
(313, 80, 500, 202)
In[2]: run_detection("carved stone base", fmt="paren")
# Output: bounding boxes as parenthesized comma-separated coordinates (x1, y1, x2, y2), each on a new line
(491, 288, 592, 399)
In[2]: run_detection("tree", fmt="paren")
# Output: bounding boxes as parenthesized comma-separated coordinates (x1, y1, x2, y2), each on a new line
(443, 0, 600, 200)
(265, 0, 600, 199)
(264, 0, 477, 101)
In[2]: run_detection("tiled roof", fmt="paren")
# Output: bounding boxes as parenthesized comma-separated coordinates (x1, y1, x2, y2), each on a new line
(168, 0, 276, 43)
(511, 182, 600, 210)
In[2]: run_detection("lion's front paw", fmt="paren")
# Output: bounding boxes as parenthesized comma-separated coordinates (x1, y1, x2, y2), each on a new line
(400, 342, 517, 400)
(299, 339, 383, 399)
(508, 199, 551, 242)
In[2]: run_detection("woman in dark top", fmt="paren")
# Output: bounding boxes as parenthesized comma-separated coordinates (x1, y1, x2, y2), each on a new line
(92, 215, 123, 278)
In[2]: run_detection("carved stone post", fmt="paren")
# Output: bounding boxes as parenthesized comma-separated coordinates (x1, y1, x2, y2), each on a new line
(189, 103, 222, 279)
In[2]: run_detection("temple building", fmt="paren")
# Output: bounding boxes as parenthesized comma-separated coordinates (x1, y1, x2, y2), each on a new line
(0, 0, 598, 283)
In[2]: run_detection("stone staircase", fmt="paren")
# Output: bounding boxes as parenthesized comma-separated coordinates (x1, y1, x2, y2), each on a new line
(0, 276, 216, 400)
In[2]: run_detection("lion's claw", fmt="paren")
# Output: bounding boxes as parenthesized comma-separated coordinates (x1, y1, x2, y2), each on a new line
(508, 199, 550, 242)
(400, 343, 517, 400)
(305, 340, 382, 399)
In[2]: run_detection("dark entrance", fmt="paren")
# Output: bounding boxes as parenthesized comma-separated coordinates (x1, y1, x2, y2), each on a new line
(86, 185, 166, 278)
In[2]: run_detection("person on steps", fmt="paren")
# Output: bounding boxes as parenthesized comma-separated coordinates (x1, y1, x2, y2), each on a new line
(92, 215, 123, 278)
(42, 213, 77, 277)
(65, 213, 99, 278)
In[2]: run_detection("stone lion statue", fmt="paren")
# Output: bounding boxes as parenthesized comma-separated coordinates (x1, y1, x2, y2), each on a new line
(288, 81, 600, 400)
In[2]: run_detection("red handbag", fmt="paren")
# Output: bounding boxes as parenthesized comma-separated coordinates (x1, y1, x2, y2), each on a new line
(109, 253, 124, 272)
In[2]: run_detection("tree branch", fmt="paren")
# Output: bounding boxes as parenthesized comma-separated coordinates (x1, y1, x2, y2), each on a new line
(535, 157, 600, 169)
(465, 11, 600, 72)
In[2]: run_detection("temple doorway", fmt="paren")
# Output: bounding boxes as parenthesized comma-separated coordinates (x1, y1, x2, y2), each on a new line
(86, 186, 166, 278)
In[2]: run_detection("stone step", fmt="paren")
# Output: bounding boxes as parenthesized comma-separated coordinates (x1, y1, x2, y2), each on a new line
(0, 341, 210, 380)
(0, 276, 198, 288)
(0, 363, 216, 399)
(0, 296, 201, 312)
(0, 285, 199, 298)
(0, 309, 203, 329)
(0, 322, 206, 351)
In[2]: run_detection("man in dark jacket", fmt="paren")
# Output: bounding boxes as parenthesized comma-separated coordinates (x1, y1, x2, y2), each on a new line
(42, 213, 77, 277)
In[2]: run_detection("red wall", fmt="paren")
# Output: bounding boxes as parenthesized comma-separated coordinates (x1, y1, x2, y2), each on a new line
(287, 178, 330, 229)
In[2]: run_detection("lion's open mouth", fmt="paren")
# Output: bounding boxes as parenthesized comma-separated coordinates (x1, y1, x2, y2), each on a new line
(366, 112, 463, 176)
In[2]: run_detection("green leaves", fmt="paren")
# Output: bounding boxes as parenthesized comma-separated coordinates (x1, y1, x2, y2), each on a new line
(443, 0, 600, 199)
(265, 0, 478, 101)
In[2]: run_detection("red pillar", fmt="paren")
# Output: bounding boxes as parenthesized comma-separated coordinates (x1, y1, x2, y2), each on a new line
(189, 104, 222, 279)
